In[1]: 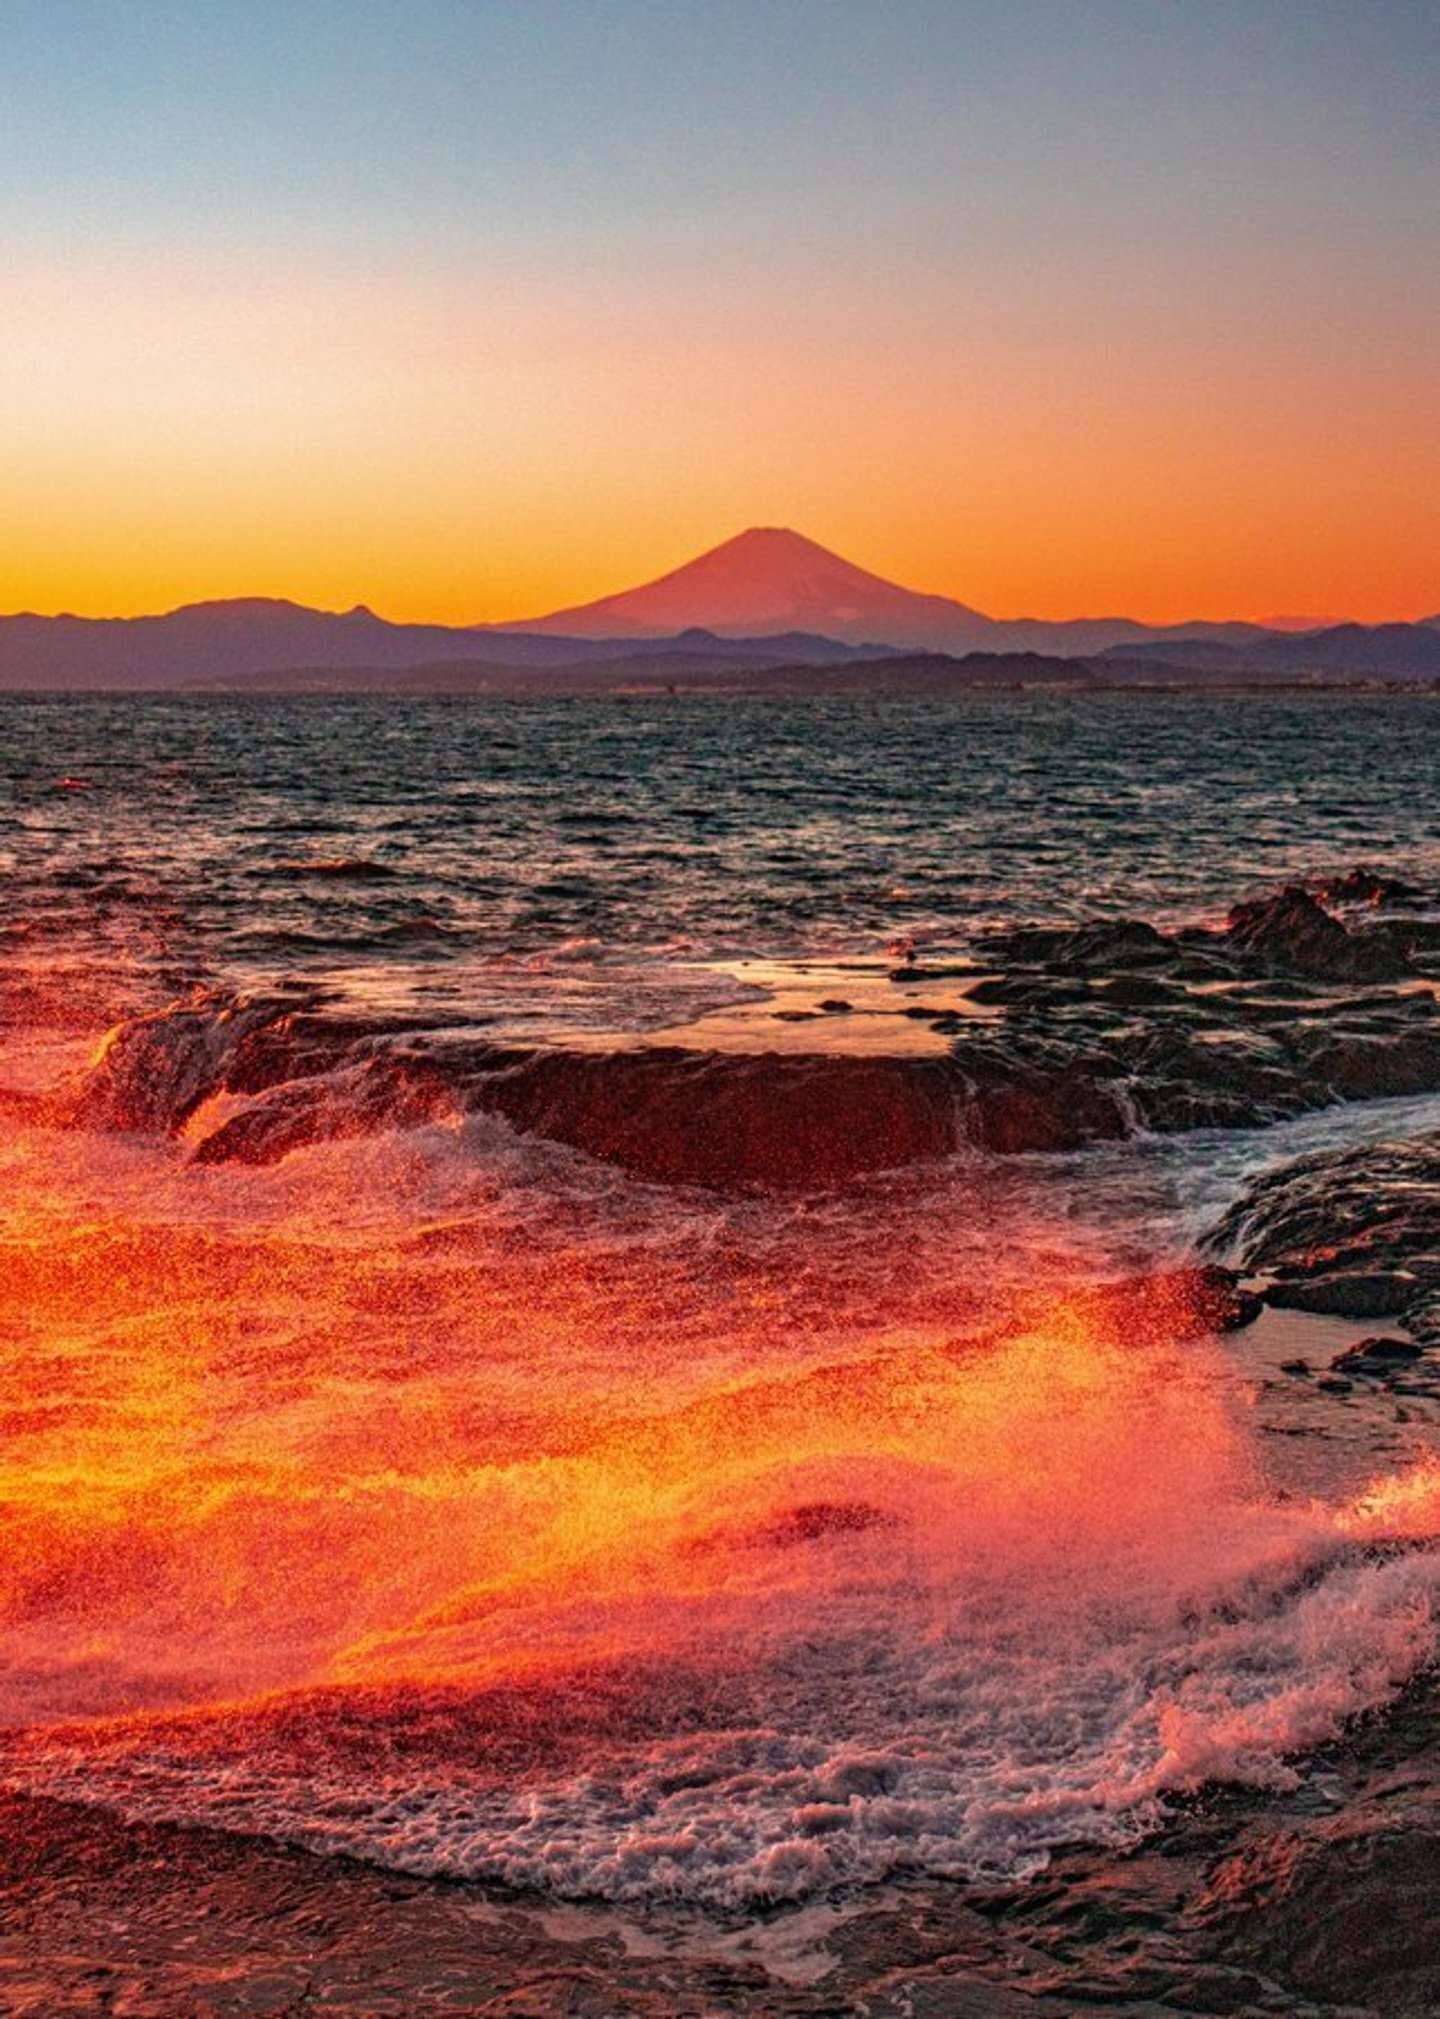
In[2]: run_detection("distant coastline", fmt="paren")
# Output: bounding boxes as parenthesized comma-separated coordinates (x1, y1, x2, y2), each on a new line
(3, 661, 1439, 700)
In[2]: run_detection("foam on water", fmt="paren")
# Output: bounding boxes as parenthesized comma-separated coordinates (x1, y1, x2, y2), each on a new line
(5, 1106, 1440, 1905)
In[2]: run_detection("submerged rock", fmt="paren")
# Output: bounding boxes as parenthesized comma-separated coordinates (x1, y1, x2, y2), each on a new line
(754, 1500, 898, 1548)
(1330, 1337, 1425, 1380)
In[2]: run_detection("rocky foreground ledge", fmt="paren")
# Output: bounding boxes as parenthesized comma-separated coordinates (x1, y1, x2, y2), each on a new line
(53, 868, 1440, 1188)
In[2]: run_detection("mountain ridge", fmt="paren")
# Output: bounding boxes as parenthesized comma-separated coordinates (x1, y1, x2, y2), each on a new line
(1, 528, 1436, 687)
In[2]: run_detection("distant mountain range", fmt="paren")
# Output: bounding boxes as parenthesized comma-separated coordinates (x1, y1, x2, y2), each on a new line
(1105, 623, 1440, 680)
(1, 528, 1436, 689)
(0, 597, 882, 690)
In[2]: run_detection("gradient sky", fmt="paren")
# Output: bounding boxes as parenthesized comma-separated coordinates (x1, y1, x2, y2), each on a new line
(3, 0, 1437, 624)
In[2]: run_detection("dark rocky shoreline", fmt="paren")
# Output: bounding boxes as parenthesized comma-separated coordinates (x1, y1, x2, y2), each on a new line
(46, 869, 1440, 1190)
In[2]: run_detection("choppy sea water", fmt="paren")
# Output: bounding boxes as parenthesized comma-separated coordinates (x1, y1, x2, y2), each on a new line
(4, 691, 1439, 1011)
(2, 691, 1440, 1918)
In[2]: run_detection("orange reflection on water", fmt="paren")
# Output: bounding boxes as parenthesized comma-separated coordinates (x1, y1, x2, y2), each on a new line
(0, 1096, 1265, 1728)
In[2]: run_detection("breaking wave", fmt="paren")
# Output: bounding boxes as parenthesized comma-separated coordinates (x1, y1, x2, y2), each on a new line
(5, 1106, 1440, 1906)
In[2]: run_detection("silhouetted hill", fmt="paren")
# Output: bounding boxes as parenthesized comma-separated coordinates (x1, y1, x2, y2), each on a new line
(1104, 621, 1440, 681)
(1274, 623, 1440, 676)
(0, 601, 482, 689)
(0, 603, 864, 690)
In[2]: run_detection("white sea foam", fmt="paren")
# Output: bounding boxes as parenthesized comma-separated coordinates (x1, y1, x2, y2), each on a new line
(13, 1521, 1440, 1907)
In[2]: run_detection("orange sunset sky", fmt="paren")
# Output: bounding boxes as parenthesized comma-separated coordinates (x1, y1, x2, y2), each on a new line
(3, 1, 1437, 627)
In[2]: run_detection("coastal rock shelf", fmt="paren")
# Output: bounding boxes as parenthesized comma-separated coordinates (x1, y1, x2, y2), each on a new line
(60, 872, 1440, 1190)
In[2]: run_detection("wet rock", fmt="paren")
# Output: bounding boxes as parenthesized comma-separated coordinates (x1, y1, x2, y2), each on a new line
(1346, 1335, 1422, 1363)
(1384, 916, 1440, 958)
(70, 993, 301, 1133)
(1203, 1132, 1440, 1342)
(1221, 886, 1410, 983)
(1407, 1296, 1440, 1349)
(1201, 1808, 1440, 2015)
(203, 1044, 974, 1188)
(1111, 1025, 1309, 1134)
(974, 917, 1176, 972)
(191, 1058, 458, 1166)
(1266, 1273, 1422, 1319)
(953, 1057, 1131, 1156)
(1330, 1338, 1425, 1379)
(1088, 973, 1187, 1008)
(1299, 1027, 1440, 1102)
(948, 878, 1440, 1155)
(70, 995, 1140, 1186)
(66, 871, 1440, 1190)
(888, 962, 974, 983)
(1311, 865, 1425, 909)
(962, 974, 1089, 1007)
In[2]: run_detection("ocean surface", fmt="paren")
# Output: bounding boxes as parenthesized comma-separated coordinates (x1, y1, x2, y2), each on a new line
(3, 691, 1440, 1932)
(5, 690, 1440, 1009)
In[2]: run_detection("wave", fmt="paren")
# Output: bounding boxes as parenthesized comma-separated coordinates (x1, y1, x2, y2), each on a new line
(10, 1441, 1440, 1908)
(4, 1110, 1440, 1909)
(6, 867, 1440, 1911)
